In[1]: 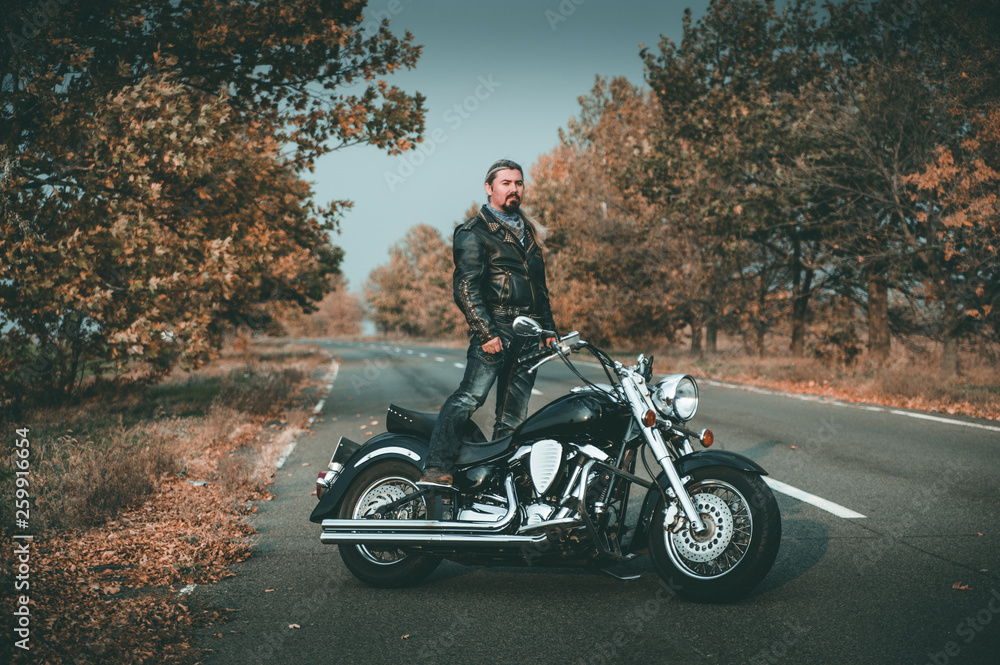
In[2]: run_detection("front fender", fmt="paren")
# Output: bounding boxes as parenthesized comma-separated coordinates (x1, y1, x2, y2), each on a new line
(308, 433, 428, 523)
(628, 450, 768, 553)
(674, 449, 768, 477)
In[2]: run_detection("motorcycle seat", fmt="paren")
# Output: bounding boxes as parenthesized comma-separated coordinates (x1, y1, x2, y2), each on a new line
(456, 434, 514, 467)
(386, 404, 488, 443)
(386, 404, 514, 466)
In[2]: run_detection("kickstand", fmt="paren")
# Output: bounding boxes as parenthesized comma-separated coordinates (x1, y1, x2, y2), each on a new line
(599, 556, 642, 581)
(600, 567, 642, 581)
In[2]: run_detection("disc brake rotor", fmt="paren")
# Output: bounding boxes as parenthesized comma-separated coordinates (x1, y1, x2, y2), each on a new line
(357, 483, 411, 519)
(670, 492, 734, 563)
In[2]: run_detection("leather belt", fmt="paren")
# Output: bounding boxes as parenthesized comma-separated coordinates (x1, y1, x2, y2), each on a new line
(491, 306, 536, 319)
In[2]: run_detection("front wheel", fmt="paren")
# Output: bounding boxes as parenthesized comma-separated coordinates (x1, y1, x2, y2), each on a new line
(648, 466, 781, 602)
(337, 460, 441, 587)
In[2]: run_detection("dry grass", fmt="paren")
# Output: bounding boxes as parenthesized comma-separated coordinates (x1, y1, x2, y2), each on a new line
(0, 339, 328, 665)
(657, 340, 1000, 421)
(32, 427, 178, 531)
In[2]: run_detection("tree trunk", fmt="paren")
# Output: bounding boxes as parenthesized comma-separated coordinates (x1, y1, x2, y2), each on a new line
(941, 316, 962, 376)
(790, 264, 813, 358)
(941, 335, 960, 376)
(866, 272, 891, 362)
(689, 319, 702, 355)
(705, 320, 718, 355)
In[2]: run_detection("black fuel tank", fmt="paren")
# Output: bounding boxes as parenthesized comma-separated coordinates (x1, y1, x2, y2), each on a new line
(515, 390, 629, 446)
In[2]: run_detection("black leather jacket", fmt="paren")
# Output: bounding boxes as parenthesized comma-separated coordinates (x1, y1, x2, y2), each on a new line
(453, 205, 556, 341)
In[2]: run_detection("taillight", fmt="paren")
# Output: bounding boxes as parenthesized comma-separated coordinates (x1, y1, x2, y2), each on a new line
(700, 429, 714, 447)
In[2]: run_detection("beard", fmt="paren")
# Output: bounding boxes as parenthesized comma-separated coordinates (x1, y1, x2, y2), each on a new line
(500, 195, 521, 213)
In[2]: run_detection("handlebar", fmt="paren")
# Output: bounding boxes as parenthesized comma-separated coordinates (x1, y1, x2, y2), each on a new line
(517, 343, 557, 368)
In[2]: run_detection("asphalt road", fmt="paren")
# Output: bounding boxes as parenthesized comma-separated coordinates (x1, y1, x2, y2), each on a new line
(195, 339, 1000, 665)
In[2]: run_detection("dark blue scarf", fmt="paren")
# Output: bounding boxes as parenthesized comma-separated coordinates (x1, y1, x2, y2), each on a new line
(488, 205, 526, 245)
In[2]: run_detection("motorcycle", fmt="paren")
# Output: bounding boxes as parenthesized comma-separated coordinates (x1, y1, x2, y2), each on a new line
(310, 317, 781, 601)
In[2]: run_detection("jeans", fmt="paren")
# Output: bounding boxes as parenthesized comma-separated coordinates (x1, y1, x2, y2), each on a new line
(424, 327, 538, 472)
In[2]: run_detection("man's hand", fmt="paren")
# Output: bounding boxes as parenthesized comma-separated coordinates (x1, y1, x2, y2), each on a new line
(482, 336, 503, 354)
(543, 337, 557, 348)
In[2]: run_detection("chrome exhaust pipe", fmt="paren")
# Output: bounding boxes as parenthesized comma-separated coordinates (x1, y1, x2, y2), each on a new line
(321, 476, 520, 535)
(320, 532, 549, 547)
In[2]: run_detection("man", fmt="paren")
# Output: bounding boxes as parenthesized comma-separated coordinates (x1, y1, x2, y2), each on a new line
(420, 159, 556, 485)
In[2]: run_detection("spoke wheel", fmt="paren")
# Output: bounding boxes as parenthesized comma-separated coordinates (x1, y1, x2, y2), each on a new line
(666, 480, 751, 577)
(649, 466, 780, 602)
(337, 460, 440, 587)
(351, 476, 424, 564)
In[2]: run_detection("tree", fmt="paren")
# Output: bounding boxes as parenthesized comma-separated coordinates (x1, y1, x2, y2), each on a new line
(364, 224, 466, 338)
(809, 0, 1000, 365)
(277, 274, 366, 338)
(0, 0, 425, 401)
(530, 77, 674, 348)
(902, 123, 1000, 374)
(642, 0, 833, 356)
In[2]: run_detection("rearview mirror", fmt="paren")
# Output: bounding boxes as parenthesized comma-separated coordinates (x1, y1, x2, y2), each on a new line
(513, 315, 554, 337)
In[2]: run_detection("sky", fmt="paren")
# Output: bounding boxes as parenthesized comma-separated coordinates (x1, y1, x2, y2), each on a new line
(315, 0, 711, 293)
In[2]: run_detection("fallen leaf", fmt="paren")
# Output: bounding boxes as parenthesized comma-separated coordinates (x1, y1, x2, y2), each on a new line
(301, 462, 310, 466)
(790, 445, 797, 450)
(953, 581, 972, 590)
(265, 588, 275, 593)
(289, 624, 301, 629)
(401, 634, 409, 640)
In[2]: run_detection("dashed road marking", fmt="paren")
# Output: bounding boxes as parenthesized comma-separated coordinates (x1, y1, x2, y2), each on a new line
(764, 477, 867, 519)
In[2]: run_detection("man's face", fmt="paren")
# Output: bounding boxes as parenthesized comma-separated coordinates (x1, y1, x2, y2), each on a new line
(486, 168, 524, 213)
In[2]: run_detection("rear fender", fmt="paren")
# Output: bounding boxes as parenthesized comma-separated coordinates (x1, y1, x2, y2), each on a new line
(628, 450, 768, 552)
(308, 433, 428, 523)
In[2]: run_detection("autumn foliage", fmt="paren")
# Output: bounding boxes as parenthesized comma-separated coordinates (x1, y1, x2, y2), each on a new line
(0, 343, 324, 664)
(1, 0, 425, 405)
(364, 222, 468, 338)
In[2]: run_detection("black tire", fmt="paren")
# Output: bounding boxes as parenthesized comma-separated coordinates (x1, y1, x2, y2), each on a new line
(648, 466, 781, 602)
(336, 460, 441, 588)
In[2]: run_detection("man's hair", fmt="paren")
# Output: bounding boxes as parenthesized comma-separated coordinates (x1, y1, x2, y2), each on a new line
(485, 159, 523, 185)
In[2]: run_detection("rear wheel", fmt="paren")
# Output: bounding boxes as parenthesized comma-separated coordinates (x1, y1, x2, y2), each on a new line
(337, 460, 441, 587)
(649, 466, 780, 601)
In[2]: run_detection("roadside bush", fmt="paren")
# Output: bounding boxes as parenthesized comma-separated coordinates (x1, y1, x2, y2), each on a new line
(212, 363, 307, 416)
(28, 428, 177, 531)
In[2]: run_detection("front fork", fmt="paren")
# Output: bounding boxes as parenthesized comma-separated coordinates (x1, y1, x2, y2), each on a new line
(620, 375, 707, 534)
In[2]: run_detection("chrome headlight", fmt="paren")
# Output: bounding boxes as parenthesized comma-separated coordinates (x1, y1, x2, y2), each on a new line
(652, 374, 699, 421)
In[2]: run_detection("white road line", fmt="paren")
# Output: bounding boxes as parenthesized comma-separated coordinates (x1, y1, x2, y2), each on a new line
(531, 388, 543, 396)
(454, 362, 466, 369)
(435, 356, 445, 362)
(279, 360, 339, 469)
(764, 477, 867, 519)
(702, 379, 1000, 433)
(420, 353, 428, 358)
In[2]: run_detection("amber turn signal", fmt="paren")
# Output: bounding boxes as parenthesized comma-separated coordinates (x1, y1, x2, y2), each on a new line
(700, 429, 714, 447)
(642, 409, 657, 427)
